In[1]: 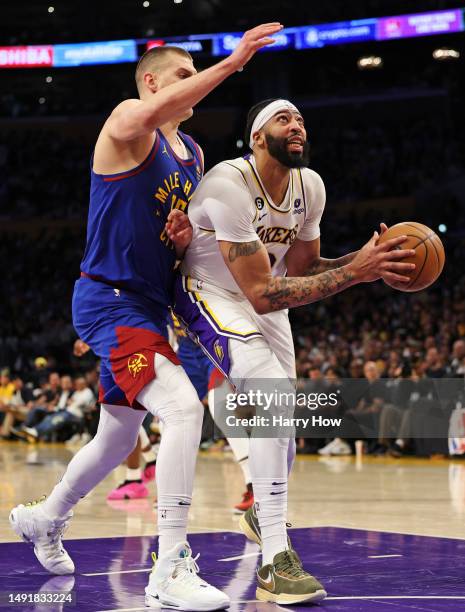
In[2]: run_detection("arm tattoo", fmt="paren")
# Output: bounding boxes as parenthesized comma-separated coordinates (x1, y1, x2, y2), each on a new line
(263, 267, 355, 311)
(228, 240, 261, 263)
(306, 252, 357, 276)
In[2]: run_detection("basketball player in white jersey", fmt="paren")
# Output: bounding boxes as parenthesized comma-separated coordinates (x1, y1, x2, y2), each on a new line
(171, 98, 416, 605)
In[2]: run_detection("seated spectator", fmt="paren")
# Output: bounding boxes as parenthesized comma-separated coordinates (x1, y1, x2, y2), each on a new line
(0, 368, 15, 406)
(317, 367, 353, 456)
(423, 347, 447, 379)
(386, 365, 457, 457)
(16, 371, 62, 433)
(23, 377, 95, 442)
(55, 375, 74, 410)
(0, 376, 34, 439)
(0, 368, 16, 432)
(348, 359, 364, 380)
(344, 360, 391, 452)
(449, 340, 465, 377)
(377, 363, 418, 455)
(45, 371, 62, 402)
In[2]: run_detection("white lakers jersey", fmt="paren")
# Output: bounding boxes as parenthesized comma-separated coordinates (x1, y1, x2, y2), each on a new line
(182, 154, 326, 293)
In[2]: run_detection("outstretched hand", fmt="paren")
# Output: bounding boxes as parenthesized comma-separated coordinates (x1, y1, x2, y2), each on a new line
(165, 209, 193, 257)
(229, 23, 284, 71)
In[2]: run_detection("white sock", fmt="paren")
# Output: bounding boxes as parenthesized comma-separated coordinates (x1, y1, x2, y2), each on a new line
(254, 477, 288, 565)
(126, 467, 142, 481)
(157, 494, 191, 558)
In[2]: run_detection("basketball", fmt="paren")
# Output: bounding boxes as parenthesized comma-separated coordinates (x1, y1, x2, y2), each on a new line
(378, 222, 445, 292)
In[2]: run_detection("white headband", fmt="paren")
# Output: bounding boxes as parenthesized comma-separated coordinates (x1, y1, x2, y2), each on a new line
(249, 99, 300, 148)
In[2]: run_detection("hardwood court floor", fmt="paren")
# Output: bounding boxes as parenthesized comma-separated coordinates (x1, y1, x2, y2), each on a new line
(1, 441, 465, 543)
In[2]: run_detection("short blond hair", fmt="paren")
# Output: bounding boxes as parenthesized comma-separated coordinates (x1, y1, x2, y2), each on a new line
(135, 46, 192, 95)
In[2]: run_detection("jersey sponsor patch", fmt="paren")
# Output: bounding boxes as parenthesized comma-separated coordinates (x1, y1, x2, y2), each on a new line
(293, 198, 305, 215)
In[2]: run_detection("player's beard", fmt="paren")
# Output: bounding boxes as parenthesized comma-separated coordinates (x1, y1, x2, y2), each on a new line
(265, 133, 310, 168)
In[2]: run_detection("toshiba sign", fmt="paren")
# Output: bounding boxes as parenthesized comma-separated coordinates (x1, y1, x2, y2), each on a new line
(0, 46, 53, 68)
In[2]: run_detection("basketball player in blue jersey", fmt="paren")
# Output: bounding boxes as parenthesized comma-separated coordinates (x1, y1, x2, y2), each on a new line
(9, 24, 283, 612)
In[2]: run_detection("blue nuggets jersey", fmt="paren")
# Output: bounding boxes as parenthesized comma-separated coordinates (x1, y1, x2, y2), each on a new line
(80, 129, 203, 307)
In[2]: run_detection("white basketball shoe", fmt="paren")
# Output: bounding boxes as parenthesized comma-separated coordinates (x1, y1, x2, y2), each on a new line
(9, 497, 75, 575)
(145, 542, 230, 611)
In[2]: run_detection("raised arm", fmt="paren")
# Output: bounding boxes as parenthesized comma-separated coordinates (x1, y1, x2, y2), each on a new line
(107, 23, 283, 142)
(219, 235, 415, 314)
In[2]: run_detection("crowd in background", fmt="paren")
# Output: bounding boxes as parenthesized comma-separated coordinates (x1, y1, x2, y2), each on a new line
(0, 367, 99, 443)
(1, 116, 464, 220)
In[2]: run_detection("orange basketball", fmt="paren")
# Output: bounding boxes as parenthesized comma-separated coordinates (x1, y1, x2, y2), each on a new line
(378, 222, 445, 292)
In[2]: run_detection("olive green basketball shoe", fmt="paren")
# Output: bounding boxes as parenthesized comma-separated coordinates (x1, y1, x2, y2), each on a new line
(239, 504, 293, 549)
(238, 504, 261, 546)
(256, 549, 327, 605)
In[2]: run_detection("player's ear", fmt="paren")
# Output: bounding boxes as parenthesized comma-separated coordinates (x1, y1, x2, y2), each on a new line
(144, 72, 159, 94)
(253, 130, 266, 149)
